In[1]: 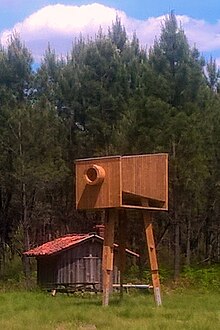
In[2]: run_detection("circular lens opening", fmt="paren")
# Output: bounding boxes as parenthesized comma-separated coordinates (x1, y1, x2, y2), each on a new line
(86, 167, 98, 183)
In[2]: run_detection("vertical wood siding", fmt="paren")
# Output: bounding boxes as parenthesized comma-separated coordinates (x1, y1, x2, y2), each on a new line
(37, 238, 120, 290)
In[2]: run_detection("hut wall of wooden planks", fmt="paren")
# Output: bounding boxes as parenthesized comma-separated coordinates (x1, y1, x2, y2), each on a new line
(25, 234, 138, 291)
(37, 238, 110, 289)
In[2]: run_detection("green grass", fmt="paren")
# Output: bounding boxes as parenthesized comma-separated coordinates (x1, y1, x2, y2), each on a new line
(0, 290, 219, 330)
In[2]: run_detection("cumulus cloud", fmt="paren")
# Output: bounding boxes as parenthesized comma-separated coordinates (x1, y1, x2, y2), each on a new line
(1, 3, 220, 62)
(180, 17, 220, 52)
(1, 3, 125, 61)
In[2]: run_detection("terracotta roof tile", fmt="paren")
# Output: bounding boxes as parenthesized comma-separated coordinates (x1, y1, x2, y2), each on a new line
(24, 234, 90, 256)
(24, 233, 139, 258)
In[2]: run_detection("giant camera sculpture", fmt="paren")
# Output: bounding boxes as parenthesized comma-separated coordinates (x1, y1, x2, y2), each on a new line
(75, 154, 168, 306)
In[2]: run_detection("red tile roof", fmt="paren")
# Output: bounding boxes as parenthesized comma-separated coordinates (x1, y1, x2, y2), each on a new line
(24, 233, 139, 258)
(24, 234, 90, 256)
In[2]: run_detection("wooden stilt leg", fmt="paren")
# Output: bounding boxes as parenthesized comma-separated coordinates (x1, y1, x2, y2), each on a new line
(143, 211, 162, 306)
(118, 210, 127, 298)
(102, 209, 116, 306)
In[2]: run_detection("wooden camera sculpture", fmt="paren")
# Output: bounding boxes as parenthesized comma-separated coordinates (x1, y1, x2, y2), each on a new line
(75, 154, 168, 306)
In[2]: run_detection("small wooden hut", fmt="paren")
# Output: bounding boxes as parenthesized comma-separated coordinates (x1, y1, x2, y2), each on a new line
(24, 232, 138, 292)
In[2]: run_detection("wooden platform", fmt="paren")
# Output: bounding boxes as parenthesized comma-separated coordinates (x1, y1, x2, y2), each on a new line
(47, 282, 99, 296)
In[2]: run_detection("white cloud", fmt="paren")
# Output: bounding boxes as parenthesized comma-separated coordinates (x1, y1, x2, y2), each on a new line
(1, 3, 220, 62)
(178, 16, 220, 52)
(1, 3, 127, 60)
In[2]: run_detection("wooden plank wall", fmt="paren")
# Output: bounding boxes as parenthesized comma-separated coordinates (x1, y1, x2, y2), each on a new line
(37, 240, 120, 290)
(75, 154, 168, 210)
(76, 156, 121, 209)
(122, 154, 168, 209)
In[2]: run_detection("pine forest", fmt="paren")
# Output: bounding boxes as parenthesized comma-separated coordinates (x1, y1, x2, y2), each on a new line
(1, 13, 220, 281)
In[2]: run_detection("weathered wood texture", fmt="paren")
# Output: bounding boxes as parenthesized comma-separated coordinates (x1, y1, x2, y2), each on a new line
(36, 238, 120, 291)
(75, 154, 168, 211)
(102, 209, 116, 306)
(143, 212, 162, 306)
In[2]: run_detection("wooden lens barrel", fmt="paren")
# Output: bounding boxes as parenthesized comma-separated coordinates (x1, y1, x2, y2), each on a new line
(84, 165, 105, 185)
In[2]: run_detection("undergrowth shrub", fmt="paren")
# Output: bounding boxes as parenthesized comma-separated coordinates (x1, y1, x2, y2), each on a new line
(0, 255, 37, 291)
(125, 263, 220, 293)
(181, 265, 220, 291)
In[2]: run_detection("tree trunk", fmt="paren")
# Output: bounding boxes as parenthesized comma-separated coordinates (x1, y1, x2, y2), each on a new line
(186, 217, 191, 266)
(172, 139, 180, 280)
(0, 239, 5, 278)
(174, 217, 180, 280)
(217, 227, 220, 262)
(22, 182, 31, 284)
(19, 121, 31, 284)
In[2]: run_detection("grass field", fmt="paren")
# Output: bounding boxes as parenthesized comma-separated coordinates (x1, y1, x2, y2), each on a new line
(0, 289, 219, 330)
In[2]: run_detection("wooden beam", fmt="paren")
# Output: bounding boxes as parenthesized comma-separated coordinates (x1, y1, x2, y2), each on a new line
(102, 209, 116, 306)
(143, 211, 162, 306)
(118, 209, 127, 298)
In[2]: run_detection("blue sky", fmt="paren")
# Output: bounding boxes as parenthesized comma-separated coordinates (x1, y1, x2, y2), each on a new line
(1, 1, 220, 64)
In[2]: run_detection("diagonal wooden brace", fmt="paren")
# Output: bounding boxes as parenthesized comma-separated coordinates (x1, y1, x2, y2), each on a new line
(143, 211, 162, 306)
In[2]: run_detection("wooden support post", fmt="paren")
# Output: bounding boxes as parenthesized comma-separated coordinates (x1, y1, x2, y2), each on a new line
(143, 211, 162, 306)
(102, 209, 116, 306)
(118, 210, 127, 298)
